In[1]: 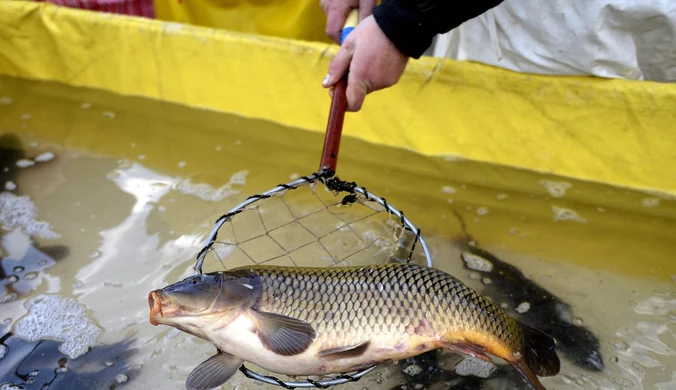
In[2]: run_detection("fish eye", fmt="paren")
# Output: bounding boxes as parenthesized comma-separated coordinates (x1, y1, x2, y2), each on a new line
(190, 277, 201, 285)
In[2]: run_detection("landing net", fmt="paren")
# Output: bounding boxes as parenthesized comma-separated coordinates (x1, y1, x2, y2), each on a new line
(192, 170, 432, 388)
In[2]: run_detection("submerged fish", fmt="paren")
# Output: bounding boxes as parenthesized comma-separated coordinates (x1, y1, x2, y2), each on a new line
(148, 263, 560, 390)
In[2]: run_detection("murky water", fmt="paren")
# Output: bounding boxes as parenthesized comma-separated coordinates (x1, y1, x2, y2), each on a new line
(0, 75, 674, 390)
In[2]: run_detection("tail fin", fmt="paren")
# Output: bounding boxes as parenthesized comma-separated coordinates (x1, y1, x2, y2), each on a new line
(521, 322, 560, 376)
(510, 322, 561, 390)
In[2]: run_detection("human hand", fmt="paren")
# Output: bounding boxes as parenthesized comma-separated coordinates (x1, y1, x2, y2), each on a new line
(321, 15, 409, 112)
(320, 0, 377, 43)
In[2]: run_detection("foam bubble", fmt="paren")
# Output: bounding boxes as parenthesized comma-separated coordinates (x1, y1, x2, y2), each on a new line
(16, 159, 35, 168)
(0, 192, 60, 239)
(441, 154, 465, 162)
(552, 206, 586, 223)
(0, 344, 7, 359)
(476, 207, 489, 216)
(539, 180, 572, 198)
(13, 295, 102, 359)
(35, 152, 55, 163)
(462, 252, 493, 272)
(516, 302, 531, 313)
(4, 181, 16, 191)
(641, 198, 660, 208)
(80, 102, 92, 109)
(455, 357, 496, 378)
(402, 364, 423, 376)
(102, 111, 116, 118)
(441, 186, 455, 195)
(174, 170, 248, 202)
(496, 193, 508, 200)
(0, 97, 13, 105)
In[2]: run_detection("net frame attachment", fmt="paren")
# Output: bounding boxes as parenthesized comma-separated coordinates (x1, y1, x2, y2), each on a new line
(192, 170, 432, 388)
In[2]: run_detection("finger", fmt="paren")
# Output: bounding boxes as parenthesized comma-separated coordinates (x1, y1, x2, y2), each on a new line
(325, 4, 353, 43)
(322, 43, 354, 88)
(358, 0, 377, 21)
(345, 70, 371, 112)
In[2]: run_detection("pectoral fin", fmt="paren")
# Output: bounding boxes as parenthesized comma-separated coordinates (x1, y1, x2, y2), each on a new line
(185, 351, 243, 390)
(318, 340, 371, 359)
(251, 309, 316, 356)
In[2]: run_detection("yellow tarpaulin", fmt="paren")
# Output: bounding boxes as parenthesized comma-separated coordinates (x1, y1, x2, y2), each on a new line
(153, 0, 331, 43)
(1, 1, 675, 199)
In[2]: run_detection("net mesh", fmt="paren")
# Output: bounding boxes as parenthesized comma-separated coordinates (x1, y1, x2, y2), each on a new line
(197, 175, 426, 274)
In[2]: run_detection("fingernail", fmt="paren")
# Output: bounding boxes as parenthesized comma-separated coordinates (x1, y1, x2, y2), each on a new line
(322, 74, 331, 86)
(328, 88, 334, 98)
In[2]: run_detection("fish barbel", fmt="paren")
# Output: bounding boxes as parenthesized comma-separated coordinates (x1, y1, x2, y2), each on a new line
(148, 263, 560, 390)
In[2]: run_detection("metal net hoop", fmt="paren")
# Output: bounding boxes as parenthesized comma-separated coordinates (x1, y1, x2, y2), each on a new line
(192, 170, 432, 388)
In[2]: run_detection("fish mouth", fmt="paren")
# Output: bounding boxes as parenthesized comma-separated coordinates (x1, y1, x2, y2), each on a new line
(148, 289, 170, 326)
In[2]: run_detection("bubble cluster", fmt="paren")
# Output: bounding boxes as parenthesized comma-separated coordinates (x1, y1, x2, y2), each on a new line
(403, 364, 423, 376)
(515, 302, 531, 313)
(539, 180, 572, 198)
(441, 186, 456, 195)
(476, 207, 489, 216)
(552, 206, 587, 223)
(34, 152, 55, 162)
(174, 170, 248, 202)
(13, 294, 102, 359)
(16, 159, 35, 168)
(641, 197, 660, 208)
(455, 357, 496, 378)
(461, 252, 493, 272)
(0, 192, 60, 239)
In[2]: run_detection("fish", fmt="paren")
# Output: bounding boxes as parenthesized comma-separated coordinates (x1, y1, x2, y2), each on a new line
(148, 263, 560, 390)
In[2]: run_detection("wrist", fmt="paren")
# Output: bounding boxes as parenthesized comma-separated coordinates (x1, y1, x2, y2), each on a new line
(372, 0, 437, 59)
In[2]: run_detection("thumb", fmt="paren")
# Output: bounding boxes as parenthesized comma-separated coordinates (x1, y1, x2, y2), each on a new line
(322, 44, 354, 88)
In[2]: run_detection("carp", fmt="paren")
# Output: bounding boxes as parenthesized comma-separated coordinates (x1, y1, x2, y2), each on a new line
(148, 263, 560, 389)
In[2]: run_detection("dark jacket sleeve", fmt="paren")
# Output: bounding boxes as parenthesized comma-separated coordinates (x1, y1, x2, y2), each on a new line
(372, 0, 504, 59)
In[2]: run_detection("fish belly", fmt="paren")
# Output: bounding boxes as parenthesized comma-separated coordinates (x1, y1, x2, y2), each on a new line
(207, 316, 439, 376)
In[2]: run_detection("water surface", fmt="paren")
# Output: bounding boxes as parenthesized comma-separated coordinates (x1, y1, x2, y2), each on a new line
(0, 75, 674, 390)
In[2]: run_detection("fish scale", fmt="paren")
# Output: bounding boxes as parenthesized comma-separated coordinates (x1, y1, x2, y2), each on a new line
(250, 262, 523, 352)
